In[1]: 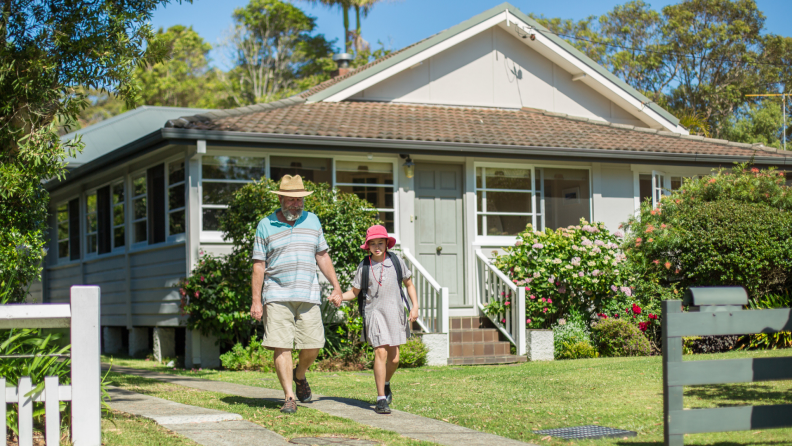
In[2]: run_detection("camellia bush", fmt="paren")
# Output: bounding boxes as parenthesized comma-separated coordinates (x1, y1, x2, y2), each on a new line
(490, 220, 657, 329)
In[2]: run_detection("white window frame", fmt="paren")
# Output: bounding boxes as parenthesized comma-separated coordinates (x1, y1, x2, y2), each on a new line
(333, 157, 399, 237)
(84, 189, 99, 258)
(130, 169, 148, 246)
(56, 200, 71, 261)
(111, 180, 126, 251)
(166, 158, 187, 242)
(475, 164, 537, 244)
(632, 166, 705, 210)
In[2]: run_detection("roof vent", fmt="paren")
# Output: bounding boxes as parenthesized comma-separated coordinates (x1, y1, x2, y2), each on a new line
(332, 53, 354, 78)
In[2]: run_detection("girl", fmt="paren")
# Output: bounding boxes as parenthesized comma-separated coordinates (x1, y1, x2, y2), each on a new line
(340, 225, 419, 414)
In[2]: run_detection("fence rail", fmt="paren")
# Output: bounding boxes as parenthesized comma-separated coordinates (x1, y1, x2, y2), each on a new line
(475, 250, 526, 355)
(663, 287, 792, 445)
(401, 249, 449, 333)
(1, 286, 101, 446)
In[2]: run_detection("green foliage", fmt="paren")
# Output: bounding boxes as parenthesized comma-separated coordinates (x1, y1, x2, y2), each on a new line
(552, 315, 597, 360)
(740, 291, 792, 350)
(623, 164, 792, 301)
(558, 341, 599, 360)
(220, 337, 275, 371)
(398, 337, 428, 368)
(723, 99, 790, 149)
(591, 318, 651, 357)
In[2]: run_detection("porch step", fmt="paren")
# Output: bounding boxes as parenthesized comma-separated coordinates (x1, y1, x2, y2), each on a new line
(447, 355, 527, 366)
(449, 341, 512, 357)
(447, 316, 522, 365)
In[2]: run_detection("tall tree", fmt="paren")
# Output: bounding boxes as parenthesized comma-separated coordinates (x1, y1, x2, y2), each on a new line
(0, 0, 180, 300)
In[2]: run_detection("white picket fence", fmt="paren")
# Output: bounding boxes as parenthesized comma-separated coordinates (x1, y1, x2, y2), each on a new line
(0, 286, 101, 446)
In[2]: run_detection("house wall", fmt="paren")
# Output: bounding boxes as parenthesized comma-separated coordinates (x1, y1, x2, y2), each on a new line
(350, 26, 648, 128)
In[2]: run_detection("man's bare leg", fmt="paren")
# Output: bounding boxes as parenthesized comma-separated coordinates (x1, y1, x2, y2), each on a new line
(294, 348, 320, 380)
(273, 348, 295, 400)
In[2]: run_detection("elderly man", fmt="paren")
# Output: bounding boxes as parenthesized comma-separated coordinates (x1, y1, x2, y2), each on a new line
(250, 175, 343, 414)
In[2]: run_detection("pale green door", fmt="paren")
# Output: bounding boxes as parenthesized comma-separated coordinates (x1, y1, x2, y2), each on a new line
(414, 163, 466, 307)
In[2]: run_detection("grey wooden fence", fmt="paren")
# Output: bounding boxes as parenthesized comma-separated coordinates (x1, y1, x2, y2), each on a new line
(662, 287, 792, 446)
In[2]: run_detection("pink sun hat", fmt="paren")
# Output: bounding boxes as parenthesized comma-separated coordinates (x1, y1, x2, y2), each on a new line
(360, 225, 396, 250)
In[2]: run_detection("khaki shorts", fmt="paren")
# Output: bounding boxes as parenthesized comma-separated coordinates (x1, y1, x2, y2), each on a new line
(261, 301, 325, 350)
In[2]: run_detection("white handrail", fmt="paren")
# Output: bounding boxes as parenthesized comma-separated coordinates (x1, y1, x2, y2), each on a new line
(475, 250, 526, 356)
(401, 249, 449, 334)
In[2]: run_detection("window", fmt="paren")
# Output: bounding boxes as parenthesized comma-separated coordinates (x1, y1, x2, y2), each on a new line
(201, 156, 266, 231)
(112, 182, 125, 248)
(639, 172, 691, 208)
(132, 172, 147, 243)
(336, 161, 395, 232)
(57, 203, 70, 259)
(168, 160, 186, 236)
(85, 192, 98, 255)
(270, 156, 331, 185)
(538, 168, 591, 231)
(476, 167, 535, 236)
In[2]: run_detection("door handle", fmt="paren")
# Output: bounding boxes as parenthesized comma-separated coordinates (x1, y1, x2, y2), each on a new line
(436, 246, 443, 253)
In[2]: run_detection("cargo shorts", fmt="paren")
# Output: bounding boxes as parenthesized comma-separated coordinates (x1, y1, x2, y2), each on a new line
(261, 301, 325, 350)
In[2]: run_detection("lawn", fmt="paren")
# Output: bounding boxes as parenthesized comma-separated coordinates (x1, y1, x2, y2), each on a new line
(103, 348, 792, 446)
(101, 410, 200, 446)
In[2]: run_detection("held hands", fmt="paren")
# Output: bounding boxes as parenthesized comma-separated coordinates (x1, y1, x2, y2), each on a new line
(329, 287, 343, 307)
(409, 306, 419, 322)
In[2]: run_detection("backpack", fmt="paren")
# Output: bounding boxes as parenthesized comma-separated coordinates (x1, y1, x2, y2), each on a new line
(358, 251, 411, 343)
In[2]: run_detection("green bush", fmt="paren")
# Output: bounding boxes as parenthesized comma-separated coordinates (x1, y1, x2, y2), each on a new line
(219, 336, 275, 371)
(398, 337, 428, 368)
(558, 341, 599, 359)
(592, 318, 651, 357)
(552, 317, 596, 359)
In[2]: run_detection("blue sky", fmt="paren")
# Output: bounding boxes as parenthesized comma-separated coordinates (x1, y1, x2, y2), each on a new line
(151, 0, 792, 69)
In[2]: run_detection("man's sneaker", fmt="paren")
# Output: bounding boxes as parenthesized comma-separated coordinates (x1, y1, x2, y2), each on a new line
(384, 383, 392, 404)
(293, 368, 312, 403)
(375, 399, 391, 414)
(280, 397, 297, 414)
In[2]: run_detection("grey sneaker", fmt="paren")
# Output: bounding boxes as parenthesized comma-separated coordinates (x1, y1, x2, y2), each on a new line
(375, 399, 391, 414)
(384, 383, 392, 404)
(280, 397, 297, 414)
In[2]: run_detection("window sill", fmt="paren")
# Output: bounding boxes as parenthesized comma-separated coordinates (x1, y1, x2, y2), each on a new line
(474, 235, 520, 247)
(200, 231, 228, 244)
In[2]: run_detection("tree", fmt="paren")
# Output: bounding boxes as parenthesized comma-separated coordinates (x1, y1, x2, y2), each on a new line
(722, 99, 789, 149)
(0, 0, 180, 301)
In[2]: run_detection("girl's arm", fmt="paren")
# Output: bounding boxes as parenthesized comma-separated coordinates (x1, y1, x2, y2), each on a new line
(341, 287, 361, 302)
(403, 277, 419, 322)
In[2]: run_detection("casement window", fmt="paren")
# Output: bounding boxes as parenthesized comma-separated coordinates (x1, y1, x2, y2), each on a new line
(638, 172, 694, 208)
(112, 182, 125, 249)
(537, 168, 591, 231)
(335, 161, 395, 233)
(85, 191, 98, 255)
(167, 160, 186, 237)
(201, 156, 266, 231)
(132, 172, 148, 244)
(270, 156, 332, 185)
(56, 202, 71, 260)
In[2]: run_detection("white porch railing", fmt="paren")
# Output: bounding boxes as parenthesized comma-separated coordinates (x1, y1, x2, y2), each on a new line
(475, 250, 526, 356)
(0, 286, 101, 446)
(401, 249, 449, 333)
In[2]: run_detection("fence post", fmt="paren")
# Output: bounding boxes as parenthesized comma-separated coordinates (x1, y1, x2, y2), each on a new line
(45, 376, 60, 446)
(70, 286, 101, 446)
(517, 286, 526, 356)
(663, 299, 684, 446)
(0, 378, 5, 441)
(18, 376, 33, 446)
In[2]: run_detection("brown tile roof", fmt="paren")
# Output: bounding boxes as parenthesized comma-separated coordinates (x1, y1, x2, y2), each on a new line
(166, 101, 786, 159)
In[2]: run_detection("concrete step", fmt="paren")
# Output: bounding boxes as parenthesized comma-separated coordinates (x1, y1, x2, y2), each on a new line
(448, 355, 527, 366)
(449, 328, 501, 344)
(449, 341, 512, 357)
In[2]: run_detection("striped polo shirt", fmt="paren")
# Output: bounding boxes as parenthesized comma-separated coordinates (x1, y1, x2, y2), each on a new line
(252, 210, 329, 305)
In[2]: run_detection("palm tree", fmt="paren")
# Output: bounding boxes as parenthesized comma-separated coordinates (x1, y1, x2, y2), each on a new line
(301, 0, 354, 53)
(301, 0, 392, 55)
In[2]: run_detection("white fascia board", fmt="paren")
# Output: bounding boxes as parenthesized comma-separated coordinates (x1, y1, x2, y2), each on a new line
(321, 12, 508, 103)
(505, 11, 687, 135)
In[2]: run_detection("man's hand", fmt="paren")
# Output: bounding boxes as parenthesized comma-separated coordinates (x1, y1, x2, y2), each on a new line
(409, 306, 419, 322)
(329, 287, 343, 307)
(251, 300, 264, 321)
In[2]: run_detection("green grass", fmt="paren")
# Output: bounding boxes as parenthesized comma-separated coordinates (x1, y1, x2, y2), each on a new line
(102, 411, 199, 446)
(105, 372, 435, 446)
(103, 349, 792, 446)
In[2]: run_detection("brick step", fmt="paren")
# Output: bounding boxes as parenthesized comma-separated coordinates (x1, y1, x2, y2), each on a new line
(450, 316, 495, 330)
(448, 355, 527, 366)
(449, 328, 501, 343)
(450, 341, 512, 357)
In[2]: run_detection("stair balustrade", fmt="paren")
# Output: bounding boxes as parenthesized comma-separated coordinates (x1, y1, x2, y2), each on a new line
(399, 249, 449, 334)
(475, 250, 526, 356)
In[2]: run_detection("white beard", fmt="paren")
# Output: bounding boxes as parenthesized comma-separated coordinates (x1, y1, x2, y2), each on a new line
(283, 208, 303, 221)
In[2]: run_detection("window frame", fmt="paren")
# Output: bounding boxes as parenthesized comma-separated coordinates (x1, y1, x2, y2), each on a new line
(83, 189, 99, 258)
(332, 157, 399, 237)
(55, 200, 71, 261)
(166, 157, 187, 242)
(632, 166, 704, 210)
(111, 180, 126, 251)
(130, 169, 148, 246)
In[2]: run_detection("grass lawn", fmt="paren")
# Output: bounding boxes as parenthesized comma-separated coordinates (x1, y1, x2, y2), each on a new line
(102, 410, 199, 446)
(104, 349, 792, 446)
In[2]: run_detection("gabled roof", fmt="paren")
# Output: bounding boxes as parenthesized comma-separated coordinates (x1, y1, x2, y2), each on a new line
(62, 106, 212, 167)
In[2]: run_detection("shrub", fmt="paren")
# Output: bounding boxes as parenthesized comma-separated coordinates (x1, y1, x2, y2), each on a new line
(219, 336, 275, 371)
(592, 318, 651, 357)
(558, 341, 599, 359)
(739, 290, 792, 350)
(399, 337, 428, 368)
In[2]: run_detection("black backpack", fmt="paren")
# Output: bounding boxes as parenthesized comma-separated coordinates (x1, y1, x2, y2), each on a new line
(358, 251, 411, 343)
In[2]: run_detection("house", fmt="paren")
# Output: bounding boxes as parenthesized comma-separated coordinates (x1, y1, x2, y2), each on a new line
(41, 3, 790, 366)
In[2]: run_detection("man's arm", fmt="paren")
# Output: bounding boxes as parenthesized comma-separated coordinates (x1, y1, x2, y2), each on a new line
(250, 260, 266, 320)
(315, 250, 343, 305)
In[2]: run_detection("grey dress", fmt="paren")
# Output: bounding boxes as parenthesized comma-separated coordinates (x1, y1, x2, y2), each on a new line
(352, 255, 412, 348)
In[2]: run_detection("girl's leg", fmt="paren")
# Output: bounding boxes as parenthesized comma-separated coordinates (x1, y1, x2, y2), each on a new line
(373, 346, 389, 397)
(385, 345, 400, 382)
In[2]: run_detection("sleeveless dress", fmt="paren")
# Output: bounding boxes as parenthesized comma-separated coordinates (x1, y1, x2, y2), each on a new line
(352, 256, 412, 348)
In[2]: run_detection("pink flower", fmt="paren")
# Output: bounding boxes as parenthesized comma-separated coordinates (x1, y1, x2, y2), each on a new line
(578, 271, 584, 277)
(194, 291, 199, 298)
(526, 319, 532, 324)
(505, 301, 511, 306)
(179, 288, 186, 296)
(530, 295, 536, 299)
(200, 276, 205, 282)
(501, 318, 506, 323)
(525, 286, 531, 291)
(547, 298, 553, 304)
(532, 243, 544, 249)
(543, 307, 548, 313)
(611, 285, 618, 292)
(515, 240, 523, 246)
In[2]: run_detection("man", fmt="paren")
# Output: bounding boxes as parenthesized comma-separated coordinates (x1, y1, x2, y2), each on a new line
(250, 175, 343, 414)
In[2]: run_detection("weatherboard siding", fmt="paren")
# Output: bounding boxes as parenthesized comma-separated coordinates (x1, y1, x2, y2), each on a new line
(129, 244, 186, 326)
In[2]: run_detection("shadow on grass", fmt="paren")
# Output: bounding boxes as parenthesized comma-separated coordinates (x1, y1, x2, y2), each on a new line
(686, 383, 792, 407)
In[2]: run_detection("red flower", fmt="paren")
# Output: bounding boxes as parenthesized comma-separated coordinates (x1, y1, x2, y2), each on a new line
(632, 304, 642, 314)
(638, 322, 649, 332)
(200, 276, 205, 282)
(751, 168, 759, 173)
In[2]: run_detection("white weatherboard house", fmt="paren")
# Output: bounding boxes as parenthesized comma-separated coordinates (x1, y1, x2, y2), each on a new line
(41, 3, 790, 366)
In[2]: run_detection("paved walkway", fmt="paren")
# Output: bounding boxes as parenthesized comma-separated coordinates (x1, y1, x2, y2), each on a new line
(107, 386, 291, 445)
(105, 364, 536, 446)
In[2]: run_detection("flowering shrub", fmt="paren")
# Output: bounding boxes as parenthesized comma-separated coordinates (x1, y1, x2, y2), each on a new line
(552, 317, 597, 359)
(492, 220, 636, 328)
(592, 318, 651, 357)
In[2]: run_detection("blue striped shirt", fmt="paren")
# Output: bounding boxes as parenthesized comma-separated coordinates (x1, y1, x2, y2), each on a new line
(252, 210, 329, 304)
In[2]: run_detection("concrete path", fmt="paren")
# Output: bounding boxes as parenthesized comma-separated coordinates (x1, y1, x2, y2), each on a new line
(107, 386, 291, 446)
(105, 364, 537, 446)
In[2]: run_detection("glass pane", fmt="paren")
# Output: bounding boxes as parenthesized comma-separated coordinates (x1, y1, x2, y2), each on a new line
(57, 204, 69, 224)
(202, 156, 266, 180)
(639, 174, 652, 203)
(169, 160, 185, 184)
(169, 184, 185, 210)
(113, 183, 124, 204)
(543, 168, 591, 231)
(134, 197, 147, 220)
(270, 156, 332, 185)
(169, 210, 185, 235)
(202, 182, 245, 205)
(86, 213, 97, 233)
(476, 167, 482, 189)
(113, 204, 125, 226)
(134, 221, 147, 243)
(336, 161, 393, 185)
(337, 185, 394, 209)
(86, 193, 97, 214)
(133, 174, 146, 197)
(671, 176, 682, 191)
(202, 208, 226, 231)
(483, 215, 530, 236)
(58, 240, 69, 259)
(114, 227, 125, 248)
(482, 168, 531, 190)
(377, 211, 395, 233)
(477, 191, 532, 213)
(58, 222, 69, 241)
(87, 234, 97, 254)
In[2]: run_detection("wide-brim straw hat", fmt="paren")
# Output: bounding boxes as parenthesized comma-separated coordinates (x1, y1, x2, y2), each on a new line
(360, 225, 397, 250)
(272, 175, 313, 197)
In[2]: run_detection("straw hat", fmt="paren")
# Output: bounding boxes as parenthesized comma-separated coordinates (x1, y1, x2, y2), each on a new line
(272, 175, 313, 197)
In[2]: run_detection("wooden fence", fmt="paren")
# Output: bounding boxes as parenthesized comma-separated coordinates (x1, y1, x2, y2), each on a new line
(662, 286, 792, 446)
(1, 286, 101, 446)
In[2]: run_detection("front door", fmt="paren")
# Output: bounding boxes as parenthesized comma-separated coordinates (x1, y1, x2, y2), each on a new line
(414, 163, 465, 307)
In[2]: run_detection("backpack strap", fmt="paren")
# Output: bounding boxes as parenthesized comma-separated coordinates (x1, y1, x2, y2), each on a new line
(387, 251, 411, 311)
(358, 256, 371, 343)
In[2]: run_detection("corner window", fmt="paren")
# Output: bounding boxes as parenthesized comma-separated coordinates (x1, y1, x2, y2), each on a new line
(112, 182, 125, 248)
(168, 160, 186, 236)
(336, 161, 395, 232)
(132, 172, 147, 243)
(476, 167, 534, 236)
(85, 192, 98, 255)
(57, 203, 70, 259)
(201, 156, 266, 231)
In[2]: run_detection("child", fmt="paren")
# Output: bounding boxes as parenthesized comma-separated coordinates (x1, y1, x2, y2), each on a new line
(339, 225, 419, 414)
